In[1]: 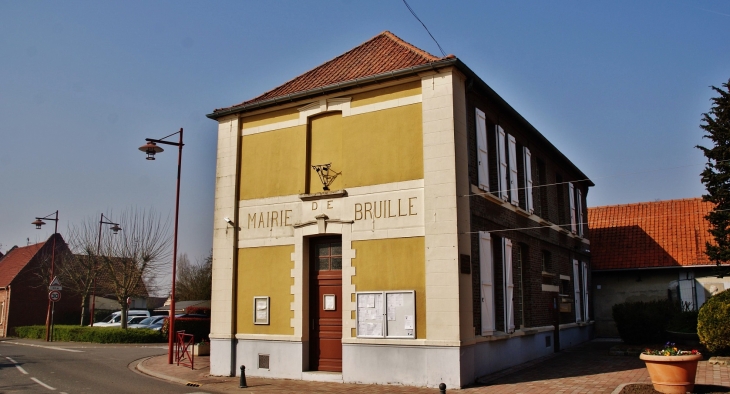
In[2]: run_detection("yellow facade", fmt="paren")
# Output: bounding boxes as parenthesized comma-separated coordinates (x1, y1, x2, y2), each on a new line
(236, 245, 294, 335)
(349, 80, 421, 108)
(351, 237, 426, 339)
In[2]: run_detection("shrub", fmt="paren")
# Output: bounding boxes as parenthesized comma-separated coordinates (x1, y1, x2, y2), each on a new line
(612, 299, 679, 344)
(161, 317, 210, 342)
(698, 289, 730, 354)
(14, 325, 165, 343)
(667, 310, 699, 333)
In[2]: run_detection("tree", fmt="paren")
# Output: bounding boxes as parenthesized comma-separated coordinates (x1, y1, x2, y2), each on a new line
(58, 218, 102, 326)
(175, 251, 212, 301)
(698, 79, 730, 276)
(100, 208, 171, 328)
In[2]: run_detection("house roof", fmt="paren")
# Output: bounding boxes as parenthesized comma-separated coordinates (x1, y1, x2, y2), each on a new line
(588, 198, 715, 270)
(0, 237, 52, 288)
(210, 31, 444, 116)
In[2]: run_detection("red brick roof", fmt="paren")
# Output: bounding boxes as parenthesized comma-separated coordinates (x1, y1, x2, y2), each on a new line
(212, 31, 444, 114)
(588, 198, 715, 270)
(0, 241, 45, 288)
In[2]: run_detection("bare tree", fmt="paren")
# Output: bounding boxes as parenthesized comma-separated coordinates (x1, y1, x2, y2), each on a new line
(175, 251, 212, 301)
(100, 208, 171, 328)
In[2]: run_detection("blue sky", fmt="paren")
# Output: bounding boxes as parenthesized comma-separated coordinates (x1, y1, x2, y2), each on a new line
(1, 1, 728, 293)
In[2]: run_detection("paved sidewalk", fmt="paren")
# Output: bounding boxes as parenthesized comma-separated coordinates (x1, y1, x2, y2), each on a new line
(136, 340, 730, 393)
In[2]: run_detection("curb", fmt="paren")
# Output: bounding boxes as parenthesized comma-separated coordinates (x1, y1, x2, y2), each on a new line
(135, 356, 192, 386)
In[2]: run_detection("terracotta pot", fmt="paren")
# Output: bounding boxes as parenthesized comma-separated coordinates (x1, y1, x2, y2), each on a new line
(640, 353, 702, 394)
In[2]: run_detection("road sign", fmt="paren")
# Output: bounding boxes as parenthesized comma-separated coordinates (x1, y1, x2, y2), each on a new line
(49, 290, 61, 302)
(49, 276, 62, 291)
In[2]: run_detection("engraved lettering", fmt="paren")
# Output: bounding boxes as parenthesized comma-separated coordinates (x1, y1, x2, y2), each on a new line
(312, 202, 318, 210)
(409, 197, 417, 216)
(374, 200, 383, 218)
(258, 213, 265, 228)
(398, 198, 407, 217)
(284, 210, 292, 226)
(355, 203, 363, 220)
(364, 202, 373, 220)
(248, 213, 257, 229)
(271, 210, 279, 227)
(388, 200, 396, 218)
(327, 200, 333, 209)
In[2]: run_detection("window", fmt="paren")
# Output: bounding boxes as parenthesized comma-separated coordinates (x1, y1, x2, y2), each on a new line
(575, 187, 584, 237)
(316, 241, 342, 271)
(582, 261, 589, 320)
(476, 109, 489, 191)
(515, 244, 527, 328)
(508, 135, 519, 206)
(479, 231, 495, 335)
(573, 259, 582, 322)
(569, 182, 577, 234)
(523, 147, 534, 213)
(542, 250, 552, 272)
(556, 174, 566, 228)
(502, 238, 515, 333)
(537, 159, 548, 218)
(496, 126, 508, 201)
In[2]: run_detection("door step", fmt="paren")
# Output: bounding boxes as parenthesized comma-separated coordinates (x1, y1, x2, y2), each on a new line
(302, 371, 343, 383)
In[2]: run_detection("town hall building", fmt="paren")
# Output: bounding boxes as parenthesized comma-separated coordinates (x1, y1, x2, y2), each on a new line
(207, 31, 593, 388)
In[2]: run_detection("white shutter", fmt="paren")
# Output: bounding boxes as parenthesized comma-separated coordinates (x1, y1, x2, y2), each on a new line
(569, 182, 576, 233)
(508, 134, 519, 206)
(582, 261, 589, 321)
(573, 259, 582, 322)
(503, 238, 515, 333)
(496, 126, 508, 201)
(479, 231, 495, 335)
(576, 189, 583, 237)
(476, 109, 489, 191)
(523, 147, 533, 214)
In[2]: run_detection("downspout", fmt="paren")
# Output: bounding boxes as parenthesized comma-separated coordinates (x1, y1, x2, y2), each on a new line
(229, 114, 243, 377)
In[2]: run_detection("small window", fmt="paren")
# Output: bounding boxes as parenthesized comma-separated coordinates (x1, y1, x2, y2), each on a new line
(541, 251, 552, 272)
(315, 241, 342, 271)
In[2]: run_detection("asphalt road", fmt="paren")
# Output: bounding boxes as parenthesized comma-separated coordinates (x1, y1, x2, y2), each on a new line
(0, 339, 210, 394)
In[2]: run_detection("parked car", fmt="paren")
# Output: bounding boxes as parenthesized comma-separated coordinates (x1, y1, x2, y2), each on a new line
(128, 315, 166, 330)
(92, 310, 151, 327)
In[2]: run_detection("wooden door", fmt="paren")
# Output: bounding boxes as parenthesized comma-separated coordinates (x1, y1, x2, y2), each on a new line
(309, 237, 342, 372)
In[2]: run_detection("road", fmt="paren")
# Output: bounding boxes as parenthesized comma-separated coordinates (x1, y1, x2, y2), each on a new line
(0, 339, 209, 394)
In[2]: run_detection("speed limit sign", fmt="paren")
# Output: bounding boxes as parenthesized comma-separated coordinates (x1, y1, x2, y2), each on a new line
(49, 290, 61, 302)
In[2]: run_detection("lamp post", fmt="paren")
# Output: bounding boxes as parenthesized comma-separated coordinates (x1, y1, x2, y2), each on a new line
(90, 214, 121, 327)
(32, 210, 58, 342)
(139, 128, 183, 365)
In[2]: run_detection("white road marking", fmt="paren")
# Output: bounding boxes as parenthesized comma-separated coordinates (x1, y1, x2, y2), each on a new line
(2, 341, 83, 353)
(6, 356, 29, 374)
(31, 377, 56, 390)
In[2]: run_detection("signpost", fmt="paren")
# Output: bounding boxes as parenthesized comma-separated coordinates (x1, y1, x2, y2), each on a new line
(47, 277, 61, 342)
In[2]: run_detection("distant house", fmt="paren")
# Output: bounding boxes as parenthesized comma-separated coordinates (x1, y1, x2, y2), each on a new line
(0, 234, 81, 337)
(88, 257, 151, 317)
(588, 198, 729, 337)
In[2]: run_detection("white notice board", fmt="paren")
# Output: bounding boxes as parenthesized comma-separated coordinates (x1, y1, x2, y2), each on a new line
(356, 290, 415, 339)
(356, 292, 383, 337)
(385, 290, 415, 338)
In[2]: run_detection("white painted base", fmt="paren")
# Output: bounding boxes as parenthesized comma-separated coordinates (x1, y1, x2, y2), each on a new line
(235, 339, 304, 380)
(342, 343, 461, 388)
(302, 371, 343, 383)
(210, 338, 236, 377)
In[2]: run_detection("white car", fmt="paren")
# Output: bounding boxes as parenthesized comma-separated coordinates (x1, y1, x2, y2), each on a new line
(92, 310, 151, 327)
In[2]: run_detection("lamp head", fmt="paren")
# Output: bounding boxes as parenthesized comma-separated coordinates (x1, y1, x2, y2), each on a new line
(139, 141, 164, 160)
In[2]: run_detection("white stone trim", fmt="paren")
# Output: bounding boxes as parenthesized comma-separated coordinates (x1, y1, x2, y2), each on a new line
(241, 94, 422, 136)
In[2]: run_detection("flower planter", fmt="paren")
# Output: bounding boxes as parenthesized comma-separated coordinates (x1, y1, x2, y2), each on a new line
(193, 343, 209, 356)
(639, 353, 702, 394)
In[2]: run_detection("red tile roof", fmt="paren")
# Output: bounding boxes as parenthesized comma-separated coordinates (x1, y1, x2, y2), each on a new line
(588, 198, 715, 270)
(212, 31, 444, 114)
(0, 241, 45, 288)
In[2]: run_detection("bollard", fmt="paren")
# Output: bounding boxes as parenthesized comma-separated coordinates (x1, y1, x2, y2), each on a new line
(239, 365, 247, 388)
(439, 383, 446, 393)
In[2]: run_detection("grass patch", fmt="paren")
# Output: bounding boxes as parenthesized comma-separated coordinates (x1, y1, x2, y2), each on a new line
(15, 325, 165, 343)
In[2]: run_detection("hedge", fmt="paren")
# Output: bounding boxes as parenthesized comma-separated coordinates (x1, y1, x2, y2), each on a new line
(612, 299, 680, 344)
(160, 317, 210, 342)
(14, 325, 165, 343)
(698, 289, 730, 354)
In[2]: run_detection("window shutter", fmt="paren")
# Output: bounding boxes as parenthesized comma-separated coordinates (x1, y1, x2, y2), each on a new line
(496, 126, 508, 201)
(523, 147, 533, 214)
(582, 261, 589, 321)
(476, 109, 489, 191)
(503, 238, 515, 333)
(573, 259, 582, 322)
(569, 182, 576, 233)
(508, 134, 519, 206)
(576, 189, 583, 237)
(479, 231, 495, 335)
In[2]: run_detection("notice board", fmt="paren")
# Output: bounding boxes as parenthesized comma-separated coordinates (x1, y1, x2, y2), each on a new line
(356, 290, 415, 339)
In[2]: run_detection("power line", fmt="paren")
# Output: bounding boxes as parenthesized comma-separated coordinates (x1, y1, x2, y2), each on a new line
(401, 0, 446, 57)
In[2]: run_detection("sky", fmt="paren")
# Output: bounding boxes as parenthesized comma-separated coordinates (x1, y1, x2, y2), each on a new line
(1, 1, 728, 293)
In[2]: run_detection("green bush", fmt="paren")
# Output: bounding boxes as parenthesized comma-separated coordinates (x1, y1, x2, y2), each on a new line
(161, 317, 210, 342)
(14, 325, 165, 343)
(667, 310, 699, 333)
(612, 299, 679, 344)
(698, 289, 730, 354)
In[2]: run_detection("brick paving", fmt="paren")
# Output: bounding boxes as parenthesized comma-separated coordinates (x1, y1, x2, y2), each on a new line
(137, 340, 730, 393)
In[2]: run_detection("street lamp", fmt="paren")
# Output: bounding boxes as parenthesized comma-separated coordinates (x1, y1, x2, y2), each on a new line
(89, 213, 121, 327)
(33, 210, 58, 342)
(138, 128, 183, 365)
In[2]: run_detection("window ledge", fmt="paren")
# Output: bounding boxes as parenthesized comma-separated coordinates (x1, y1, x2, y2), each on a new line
(299, 189, 347, 201)
(541, 271, 556, 277)
(542, 284, 559, 292)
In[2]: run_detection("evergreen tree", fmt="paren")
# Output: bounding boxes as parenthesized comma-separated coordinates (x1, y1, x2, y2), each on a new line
(697, 79, 730, 276)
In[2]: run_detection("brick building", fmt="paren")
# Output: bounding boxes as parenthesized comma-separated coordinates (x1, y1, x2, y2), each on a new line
(0, 234, 81, 337)
(206, 31, 592, 388)
(589, 198, 728, 337)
